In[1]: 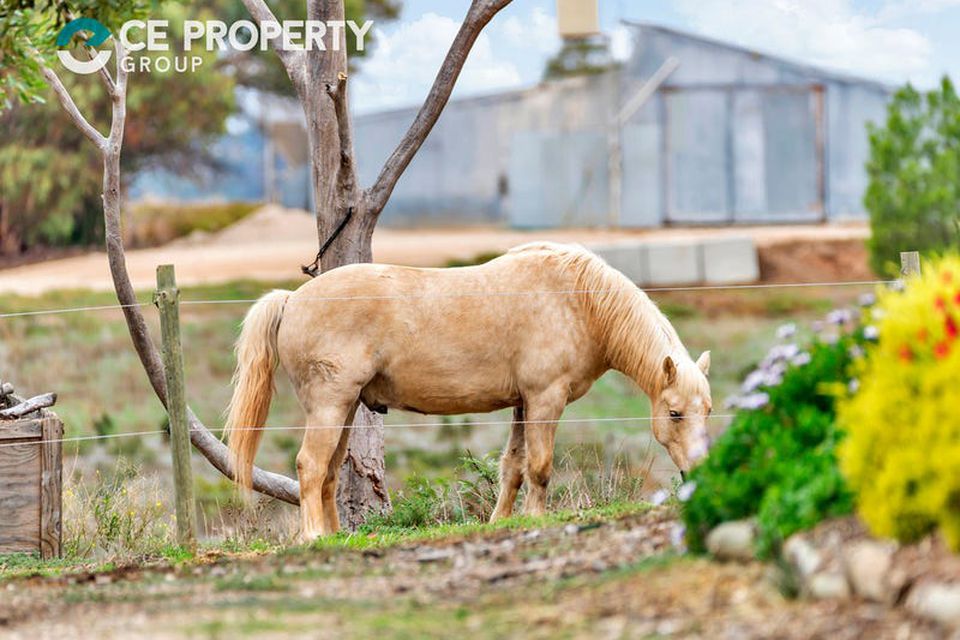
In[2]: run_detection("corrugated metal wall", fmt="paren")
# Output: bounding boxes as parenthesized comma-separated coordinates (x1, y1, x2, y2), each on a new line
(350, 22, 891, 228)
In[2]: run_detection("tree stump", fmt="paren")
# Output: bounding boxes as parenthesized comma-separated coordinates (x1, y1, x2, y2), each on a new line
(0, 412, 63, 559)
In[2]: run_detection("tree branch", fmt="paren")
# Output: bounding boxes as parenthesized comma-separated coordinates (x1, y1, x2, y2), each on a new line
(35, 59, 107, 150)
(239, 0, 306, 94)
(35, 37, 302, 505)
(365, 0, 513, 214)
(327, 71, 358, 196)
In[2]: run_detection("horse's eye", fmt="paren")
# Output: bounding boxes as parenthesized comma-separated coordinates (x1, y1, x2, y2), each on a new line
(669, 410, 683, 421)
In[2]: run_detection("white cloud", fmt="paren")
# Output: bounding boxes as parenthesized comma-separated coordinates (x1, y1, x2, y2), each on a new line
(499, 6, 561, 55)
(351, 12, 522, 114)
(673, 0, 933, 83)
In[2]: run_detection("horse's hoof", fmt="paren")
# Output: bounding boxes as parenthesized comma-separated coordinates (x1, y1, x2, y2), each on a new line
(298, 531, 323, 544)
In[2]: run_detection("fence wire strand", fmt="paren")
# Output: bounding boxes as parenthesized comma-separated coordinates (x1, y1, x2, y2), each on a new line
(0, 278, 897, 320)
(0, 414, 738, 450)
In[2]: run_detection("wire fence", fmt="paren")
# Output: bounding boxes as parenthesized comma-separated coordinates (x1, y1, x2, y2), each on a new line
(0, 278, 897, 320)
(0, 413, 740, 450)
(0, 273, 896, 455)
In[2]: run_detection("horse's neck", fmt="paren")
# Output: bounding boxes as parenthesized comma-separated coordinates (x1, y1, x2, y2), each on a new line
(600, 289, 682, 396)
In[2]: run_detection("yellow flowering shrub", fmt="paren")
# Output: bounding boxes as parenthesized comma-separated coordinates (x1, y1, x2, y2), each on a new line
(839, 256, 960, 550)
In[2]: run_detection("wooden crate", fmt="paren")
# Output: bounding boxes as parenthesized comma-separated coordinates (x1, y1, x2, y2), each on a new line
(0, 413, 63, 559)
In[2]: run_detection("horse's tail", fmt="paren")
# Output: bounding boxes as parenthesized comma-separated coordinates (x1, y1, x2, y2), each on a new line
(225, 289, 291, 492)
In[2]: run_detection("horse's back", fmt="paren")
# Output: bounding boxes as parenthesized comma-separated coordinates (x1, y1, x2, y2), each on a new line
(275, 247, 604, 413)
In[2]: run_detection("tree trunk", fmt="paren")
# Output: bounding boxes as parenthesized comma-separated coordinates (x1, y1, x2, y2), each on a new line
(301, 0, 389, 528)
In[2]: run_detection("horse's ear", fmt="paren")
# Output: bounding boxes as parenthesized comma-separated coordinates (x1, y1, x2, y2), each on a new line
(662, 356, 677, 386)
(697, 351, 711, 376)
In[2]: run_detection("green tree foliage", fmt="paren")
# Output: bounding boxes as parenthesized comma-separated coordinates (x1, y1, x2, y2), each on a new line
(865, 77, 960, 275)
(543, 36, 615, 81)
(0, 0, 401, 252)
(0, 1, 234, 250)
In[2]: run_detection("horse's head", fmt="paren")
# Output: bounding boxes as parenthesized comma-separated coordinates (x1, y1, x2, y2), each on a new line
(651, 351, 712, 478)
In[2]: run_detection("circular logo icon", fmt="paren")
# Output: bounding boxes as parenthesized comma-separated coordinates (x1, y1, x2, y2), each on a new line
(56, 18, 113, 74)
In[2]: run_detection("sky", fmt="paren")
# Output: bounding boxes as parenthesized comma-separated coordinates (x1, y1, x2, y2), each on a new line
(349, 0, 960, 114)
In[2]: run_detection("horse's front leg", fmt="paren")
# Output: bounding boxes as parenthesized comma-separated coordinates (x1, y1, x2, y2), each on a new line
(490, 406, 526, 522)
(521, 391, 566, 517)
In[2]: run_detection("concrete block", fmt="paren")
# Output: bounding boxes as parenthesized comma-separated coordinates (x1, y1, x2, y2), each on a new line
(701, 237, 759, 284)
(646, 240, 702, 286)
(593, 243, 649, 285)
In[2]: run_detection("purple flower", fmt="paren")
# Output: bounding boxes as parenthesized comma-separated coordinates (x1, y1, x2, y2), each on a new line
(791, 352, 812, 367)
(858, 293, 876, 307)
(649, 489, 669, 506)
(863, 325, 879, 340)
(677, 482, 697, 502)
(848, 378, 860, 394)
(826, 309, 854, 326)
(741, 369, 767, 393)
(764, 344, 799, 365)
(670, 523, 687, 550)
(776, 323, 797, 340)
(811, 320, 825, 334)
(848, 345, 864, 360)
(738, 393, 770, 410)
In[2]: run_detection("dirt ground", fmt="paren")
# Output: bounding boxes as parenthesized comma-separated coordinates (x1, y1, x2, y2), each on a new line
(0, 509, 943, 639)
(0, 205, 871, 295)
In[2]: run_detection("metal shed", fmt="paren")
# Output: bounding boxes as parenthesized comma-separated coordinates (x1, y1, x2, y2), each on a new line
(352, 22, 891, 228)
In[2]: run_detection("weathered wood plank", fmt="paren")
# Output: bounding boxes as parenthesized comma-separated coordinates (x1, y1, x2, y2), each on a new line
(40, 416, 63, 559)
(0, 393, 57, 420)
(0, 438, 41, 554)
(0, 420, 42, 441)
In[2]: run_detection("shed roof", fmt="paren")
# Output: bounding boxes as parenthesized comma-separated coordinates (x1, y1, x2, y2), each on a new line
(624, 21, 891, 91)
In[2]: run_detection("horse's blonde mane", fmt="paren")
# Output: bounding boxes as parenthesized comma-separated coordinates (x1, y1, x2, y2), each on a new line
(510, 242, 684, 392)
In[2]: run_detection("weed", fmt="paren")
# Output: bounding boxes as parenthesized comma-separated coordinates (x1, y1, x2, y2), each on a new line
(62, 459, 176, 561)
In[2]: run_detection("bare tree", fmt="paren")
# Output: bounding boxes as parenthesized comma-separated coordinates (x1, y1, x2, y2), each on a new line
(30, 0, 513, 527)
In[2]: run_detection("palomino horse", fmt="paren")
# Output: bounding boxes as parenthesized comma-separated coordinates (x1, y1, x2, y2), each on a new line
(226, 242, 712, 540)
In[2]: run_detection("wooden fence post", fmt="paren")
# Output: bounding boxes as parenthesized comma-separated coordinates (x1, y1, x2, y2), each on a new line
(900, 251, 921, 278)
(155, 264, 197, 551)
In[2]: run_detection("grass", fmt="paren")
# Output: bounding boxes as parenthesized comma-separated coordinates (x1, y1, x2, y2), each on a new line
(308, 501, 653, 553)
(0, 500, 653, 582)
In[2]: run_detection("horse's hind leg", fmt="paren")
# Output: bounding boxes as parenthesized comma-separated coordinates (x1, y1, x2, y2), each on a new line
(521, 391, 565, 517)
(297, 402, 353, 541)
(490, 406, 526, 522)
(320, 402, 357, 534)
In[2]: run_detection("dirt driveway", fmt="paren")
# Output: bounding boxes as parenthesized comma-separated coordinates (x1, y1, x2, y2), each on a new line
(0, 205, 870, 296)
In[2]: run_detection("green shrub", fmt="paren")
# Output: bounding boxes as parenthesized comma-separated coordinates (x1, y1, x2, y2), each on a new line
(865, 77, 960, 275)
(839, 256, 960, 550)
(683, 321, 860, 557)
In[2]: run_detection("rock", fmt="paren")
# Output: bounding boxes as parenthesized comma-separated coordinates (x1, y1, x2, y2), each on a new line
(842, 540, 896, 603)
(783, 535, 822, 578)
(807, 571, 851, 600)
(415, 547, 454, 563)
(706, 520, 756, 561)
(906, 582, 960, 628)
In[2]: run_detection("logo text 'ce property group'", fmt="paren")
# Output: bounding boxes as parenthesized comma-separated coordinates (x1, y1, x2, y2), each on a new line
(56, 17, 373, 75)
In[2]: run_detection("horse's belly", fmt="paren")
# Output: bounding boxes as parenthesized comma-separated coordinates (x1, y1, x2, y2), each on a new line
(361, 364, 518, 415)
